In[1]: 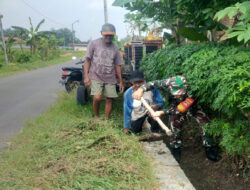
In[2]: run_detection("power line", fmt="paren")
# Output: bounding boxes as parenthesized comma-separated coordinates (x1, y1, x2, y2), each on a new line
(21, 0, 69, 27)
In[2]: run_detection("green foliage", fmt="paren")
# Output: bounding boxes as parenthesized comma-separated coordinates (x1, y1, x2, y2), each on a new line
(113, 0, 240, 43)
(183, 46, 250, 116)
(112, 34, 122, 48)
(0, 50, 85, 78)
(214, 1, 250, 44)
(37, 35, 62, 60)
(163, 32, 176, 44)
(38, 37, 49, 60)
(124, 12, 148, 38)
(12, 17, 54, 54)
(177, 27, 208, 41)
(204, 118, 249, 155)
(113, 0, 136, 6)
(140, 43, 207, 80)
(15, 52, 32, 63)
(140, 43, 250, 155)
(51, 28, 81, 46)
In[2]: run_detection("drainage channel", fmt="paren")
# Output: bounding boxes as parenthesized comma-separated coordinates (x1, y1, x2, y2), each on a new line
(142, 140, 196, 190)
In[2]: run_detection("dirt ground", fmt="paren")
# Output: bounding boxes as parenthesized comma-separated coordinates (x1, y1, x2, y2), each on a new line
(162, 120, 249, 190)
(60, 52, 73, 57)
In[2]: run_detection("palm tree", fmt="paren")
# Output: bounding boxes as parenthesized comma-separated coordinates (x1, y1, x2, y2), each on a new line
(12, 17, 51, 54)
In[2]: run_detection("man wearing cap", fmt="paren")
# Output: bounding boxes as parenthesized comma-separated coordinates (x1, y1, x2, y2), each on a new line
(132, 76, 222, 162)
(123, 70, 164, 135)
(84, 23, 124, 118)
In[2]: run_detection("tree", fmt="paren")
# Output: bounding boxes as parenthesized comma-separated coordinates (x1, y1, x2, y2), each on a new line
(12, 17, 52, 54)
(214, 1, 250, 44)
(51, 28, 81, 46)
(113, 0, 243, 43)
(124, 12, 148, 38)
(38, 35, 63, 60)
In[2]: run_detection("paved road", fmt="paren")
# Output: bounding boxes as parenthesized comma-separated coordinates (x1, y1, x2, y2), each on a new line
(0, 61, 81, 150)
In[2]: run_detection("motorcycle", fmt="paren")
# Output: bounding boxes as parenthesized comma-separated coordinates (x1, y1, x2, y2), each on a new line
(59, 57, 88, 105)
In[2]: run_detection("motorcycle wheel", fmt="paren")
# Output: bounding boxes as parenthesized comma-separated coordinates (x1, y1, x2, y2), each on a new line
(65, 79, 79, 92)
(76, 85, 88, 106)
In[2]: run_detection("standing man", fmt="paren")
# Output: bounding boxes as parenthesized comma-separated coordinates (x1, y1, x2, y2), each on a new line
(84, 23, 124, 118)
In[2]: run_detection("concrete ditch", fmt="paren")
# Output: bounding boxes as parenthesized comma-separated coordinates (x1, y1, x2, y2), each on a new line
(142, 140, 196, 190)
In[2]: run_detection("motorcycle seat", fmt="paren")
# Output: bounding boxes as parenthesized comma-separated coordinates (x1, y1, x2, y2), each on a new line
(62, 67, 82, 71)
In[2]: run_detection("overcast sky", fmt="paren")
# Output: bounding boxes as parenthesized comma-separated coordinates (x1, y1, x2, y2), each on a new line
(0, 0, 129, 41)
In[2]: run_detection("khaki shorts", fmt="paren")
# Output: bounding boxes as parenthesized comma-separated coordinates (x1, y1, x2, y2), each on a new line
(90, 80, 118, 98)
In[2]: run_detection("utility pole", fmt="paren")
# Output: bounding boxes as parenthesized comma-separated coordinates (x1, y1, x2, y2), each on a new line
(71, 20, 79, 50)
(104, 0, 108, 23)
(0, 14, 8, 66)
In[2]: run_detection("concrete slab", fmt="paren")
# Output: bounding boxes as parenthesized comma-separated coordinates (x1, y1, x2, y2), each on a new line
(142, 141, 196, 190)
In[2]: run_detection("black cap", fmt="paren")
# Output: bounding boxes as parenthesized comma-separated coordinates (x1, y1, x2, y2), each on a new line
(101, 23, 116, 35)
(129, 70, 144, 82)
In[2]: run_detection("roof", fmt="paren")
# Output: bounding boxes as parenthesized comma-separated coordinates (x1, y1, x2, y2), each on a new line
(4, 37, 26, 42)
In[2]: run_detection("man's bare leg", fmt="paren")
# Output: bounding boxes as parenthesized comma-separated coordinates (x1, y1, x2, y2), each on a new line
(105, 97, 113, 118)
(93, 94, 102, 117)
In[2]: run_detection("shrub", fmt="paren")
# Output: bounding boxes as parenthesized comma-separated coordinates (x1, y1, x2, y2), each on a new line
(15, 52, 32, 63)
(183, 46, 250, 116)
(140, 43, 250, 156)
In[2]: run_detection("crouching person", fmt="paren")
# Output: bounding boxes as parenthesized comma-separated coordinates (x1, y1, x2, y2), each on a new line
(132, 76, 222, 162)
(123, 70, 164, 135)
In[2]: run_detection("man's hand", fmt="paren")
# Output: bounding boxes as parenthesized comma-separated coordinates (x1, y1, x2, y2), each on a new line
(84, 75, 91, 87)
(147, 106, 160, 117)
(119, 82, 124, 93)
(132, 88, 144, 100)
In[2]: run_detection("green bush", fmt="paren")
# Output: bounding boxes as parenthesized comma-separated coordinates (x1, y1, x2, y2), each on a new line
(183, 46, 250, 116)
(140, 43, 250, 156)
(15, 52, 32, 63)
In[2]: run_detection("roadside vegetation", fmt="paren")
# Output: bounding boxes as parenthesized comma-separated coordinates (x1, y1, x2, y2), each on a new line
(0, 92, 157, 190)
(0, 17, 85, 78)
(0, 50, 84, 78)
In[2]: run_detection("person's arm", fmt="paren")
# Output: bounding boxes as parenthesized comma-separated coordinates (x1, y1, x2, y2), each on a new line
(151, 108, 180, 120)
(115, 65, 124, 93)
(163, 108, 180, 115)
(84, 41, 94, 87)
(123, 89, 133, 133)
(84, 58, 91, 86)
(133, 78, 172, 100)
(140, 79, 172, 92)
(152, 89, 164, 111)
(114, 48, 124, 93)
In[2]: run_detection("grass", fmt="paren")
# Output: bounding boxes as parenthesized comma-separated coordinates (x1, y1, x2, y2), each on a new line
(0, 92, 157, 190)
(0, 50, 84, 78)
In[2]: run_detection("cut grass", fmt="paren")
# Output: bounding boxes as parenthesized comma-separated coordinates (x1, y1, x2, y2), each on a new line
(0, 51, 84, 78)
(0, 92, 157, 190)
